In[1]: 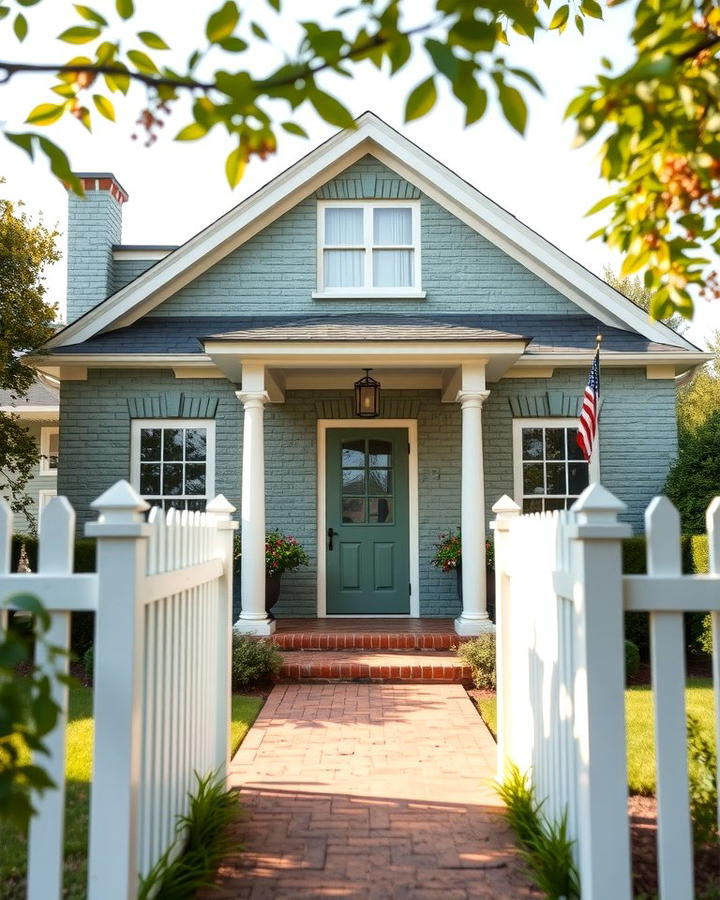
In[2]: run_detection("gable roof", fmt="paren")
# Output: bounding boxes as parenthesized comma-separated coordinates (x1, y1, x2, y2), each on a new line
(45, 112, 699, 353)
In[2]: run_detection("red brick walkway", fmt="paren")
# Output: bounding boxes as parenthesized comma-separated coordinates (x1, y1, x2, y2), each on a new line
(206, 684, 538, 898)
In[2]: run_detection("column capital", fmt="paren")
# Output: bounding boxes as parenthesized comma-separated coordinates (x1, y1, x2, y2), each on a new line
(235, 390, 270, 409)
(456, 389, 490, 409)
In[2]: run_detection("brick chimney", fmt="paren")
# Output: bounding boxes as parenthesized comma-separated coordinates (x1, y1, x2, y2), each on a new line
(66, 173, 128, 323)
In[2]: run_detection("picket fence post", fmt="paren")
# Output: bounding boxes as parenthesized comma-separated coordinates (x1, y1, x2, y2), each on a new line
(86, 481, 150, 900)
(206, 494, 237, 776)
(567, 484, 632, 900)
(27, 498, 75, 900)
(490, 494, 520, 780)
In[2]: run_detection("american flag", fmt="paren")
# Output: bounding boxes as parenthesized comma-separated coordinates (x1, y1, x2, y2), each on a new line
(577, 347, 600, 462)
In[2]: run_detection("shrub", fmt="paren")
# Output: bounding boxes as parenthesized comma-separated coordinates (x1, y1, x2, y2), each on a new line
(83, 645, 94, 683)
(457, 633, 496, 690)
(231, 634, 282, 689)
(624, 640, 640, 680)
(687, 715, 719, 849)
(699, 614, 713, 655)
(665, 412, 720, 535)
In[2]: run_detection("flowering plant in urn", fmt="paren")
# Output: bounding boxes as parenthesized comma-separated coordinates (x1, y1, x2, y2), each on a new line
(234, 530, 309, 576)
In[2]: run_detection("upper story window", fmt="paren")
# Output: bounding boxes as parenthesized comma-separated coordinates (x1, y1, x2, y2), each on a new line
(512, 418, 599, 513)
(316, 201, 422, 296)
(40, 426, 59, 475)
(130, 419, 215, 512)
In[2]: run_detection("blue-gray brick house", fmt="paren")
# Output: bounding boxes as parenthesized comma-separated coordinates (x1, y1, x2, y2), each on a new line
(30, 113, 708, 636)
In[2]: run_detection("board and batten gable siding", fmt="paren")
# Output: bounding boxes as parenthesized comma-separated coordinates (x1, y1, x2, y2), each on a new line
(141, 157, 579, 318)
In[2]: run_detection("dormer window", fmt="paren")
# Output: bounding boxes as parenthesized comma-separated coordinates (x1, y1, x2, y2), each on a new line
(314, 201, 423, 298)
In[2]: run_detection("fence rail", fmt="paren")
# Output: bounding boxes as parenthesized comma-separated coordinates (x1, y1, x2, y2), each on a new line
(0, 480, 236, 900)
(494, 483, 720, 900)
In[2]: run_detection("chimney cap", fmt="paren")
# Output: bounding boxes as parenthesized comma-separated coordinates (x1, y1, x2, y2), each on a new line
(70, 172, 128, 204)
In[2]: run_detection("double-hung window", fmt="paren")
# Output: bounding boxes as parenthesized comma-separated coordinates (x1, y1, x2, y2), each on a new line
(40, 426, 59, 475)
(512, 418, 599, 513)
(130, 419, 215, 511)
(316, 201, 421, 296)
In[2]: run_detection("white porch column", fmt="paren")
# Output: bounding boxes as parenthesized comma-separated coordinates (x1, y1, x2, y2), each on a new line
(455, 389, 493, 636)
(235, 390, 275, 635)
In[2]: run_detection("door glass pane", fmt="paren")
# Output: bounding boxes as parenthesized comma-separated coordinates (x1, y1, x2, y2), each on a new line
(342, 498, 365, 524)
(324, 250, 364, 288)
(185, 463, 206, 495)
(140, 463, 160, 494)
(163, 428, 184, 461)
(325, 207, 363, 245)
(185, 429, 206, 461)
(342, 440, 365, 467)
(546, 463, 567, 495)
(545, 429, 565, 460)
(523, 463, 544, 495)
(369, 498, 393, 524)
(342, 469, 365, 494)
(140, 428, 161, 461)
(569, 462, 590, 495)
(522, 428, 543, 460)
(372, 249, 413, 287)
(369, 469, 392, 495)
(567, 428, 585, 460)
(369, 440, 392, 467)
(163, 463, 183, 495)
(373, 207, 412, 245)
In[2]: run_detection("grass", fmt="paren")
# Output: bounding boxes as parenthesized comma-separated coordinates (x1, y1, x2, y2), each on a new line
(0, 687, 263, 900)
(473, 677, 714, 796)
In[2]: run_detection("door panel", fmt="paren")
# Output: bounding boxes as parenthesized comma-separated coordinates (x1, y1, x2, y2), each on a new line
(326, 428, 410, 614)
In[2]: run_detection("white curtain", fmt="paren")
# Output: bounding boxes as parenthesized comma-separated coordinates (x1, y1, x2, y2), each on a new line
(373, 249, 413, 287)
(324, 208, 364, 288)
(373, 207, 412, 245)
(325, 250, 364, 288)
(325, 207, 363, 244)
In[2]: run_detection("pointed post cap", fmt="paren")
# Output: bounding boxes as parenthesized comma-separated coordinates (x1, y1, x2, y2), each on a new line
(645, 495, 681, 574)
(492, 495, 521, 516)
(87, 480, 150, 536)
(206, 494, 236, 515)
(570, 482, 631, 536)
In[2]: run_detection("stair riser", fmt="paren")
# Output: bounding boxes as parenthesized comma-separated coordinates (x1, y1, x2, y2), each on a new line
(271, 634, 458, 651)
(278, 664, 472, 684)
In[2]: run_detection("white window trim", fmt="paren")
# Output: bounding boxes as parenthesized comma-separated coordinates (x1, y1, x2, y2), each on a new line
(512, 417, 600, 511)
(130, 418, 216, 508)
(314, 199, 424, 298)
(39, 426, 59, 476)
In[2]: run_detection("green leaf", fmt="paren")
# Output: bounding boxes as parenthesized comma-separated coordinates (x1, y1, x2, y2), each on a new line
(73, 5, 107, 26)
(127, 49, 159, 74)
(137, 31, 169, 50)
(4, 131, 35, 159)
(425, 39, 459, 82)
(281, 121, 308, 137)
(104, 70, 130, 94)
(251, 21, 267, 40)
(405, 76, 437, 122)
(116, 0, 133, 19)
(585, 194, 617, 216)
(219, 36, 248, 52)
(52, 83, 77, 98)
(58, 25, 101, 44)
(308, 88, 356, 129)
(38, 136, 82, 193)
(92, 94, 115, 121)
(0, 7, 10, 19)
(14, 13, 27, 41)
(498, 83, 527, 134)
(225, 145, 246, 188)
(25, 103, 67, 126)
(266, 0, 280, 10)
(206, 1, 240, 43)
(175, 121, 207, 141)
(549, 4, 569, 30)
(575, 14, 584, 34)
(580, 0, 603, 19)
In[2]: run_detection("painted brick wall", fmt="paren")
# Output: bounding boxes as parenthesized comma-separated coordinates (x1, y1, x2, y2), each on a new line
(67, 190, 123, 322)
(12, 420, 59, 534)
(145, 156, 579, 318)
(112, 258, 157, 293)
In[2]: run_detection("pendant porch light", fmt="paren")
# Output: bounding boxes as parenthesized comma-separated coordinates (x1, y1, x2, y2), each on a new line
(354, 369, 381, 417)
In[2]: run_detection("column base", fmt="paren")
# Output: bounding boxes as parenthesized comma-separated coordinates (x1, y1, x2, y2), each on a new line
(234, 618, 277, 636)
(454, 616, 496, 636)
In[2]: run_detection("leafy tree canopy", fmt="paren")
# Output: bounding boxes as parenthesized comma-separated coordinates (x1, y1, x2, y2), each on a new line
(0, 0, 718, 320)
(604, 266, 686, 333)
(665, 408, 720, 533)
(677, 328, 720, 431)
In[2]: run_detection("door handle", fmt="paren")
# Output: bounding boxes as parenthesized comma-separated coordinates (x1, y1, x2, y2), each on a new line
(328, 528, 336, 551)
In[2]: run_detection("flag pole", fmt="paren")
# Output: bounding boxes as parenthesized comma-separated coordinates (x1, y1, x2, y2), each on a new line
(595, 333, 603, 353)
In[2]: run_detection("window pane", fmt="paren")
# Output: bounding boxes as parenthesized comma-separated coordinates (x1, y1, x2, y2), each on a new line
(185, 463, 206, 495)
(163, 463, 183, 495)
(569, 462, 590, 495)
(186, 499, 206, 512)
(342, 440, 365, 467)
(325, 207, 363, 245)
(48, 431, 59, 469)
(342, 498, 365, 524)
(373, 207, 412, 245)
(523, 498, 542, 513)
(164, 498, 185, 512)
(342, 469, 365, 494)
(369, 469, 392, 495)
(545, 498, 566, 512)
(372, 249, 413, 287)
(163, 429, 184, 461)
(546, 463, 567, 495)
(324, 250, 364, 288)
(567, 428, 585, 461)
(185, 429, 206, 461)
(523, 463, 544, 495)
(140, 428, 161, 461)
(140, 463, 161, 495)
(522, 428, 543, 460)
(545, 429, 565, 461)
(369, 498, 393, 524)
(369, 439, 392, 467)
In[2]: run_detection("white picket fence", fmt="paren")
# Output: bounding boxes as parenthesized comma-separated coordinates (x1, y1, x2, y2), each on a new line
(0, 480, 237, 900)
(494, 482, 720, 899)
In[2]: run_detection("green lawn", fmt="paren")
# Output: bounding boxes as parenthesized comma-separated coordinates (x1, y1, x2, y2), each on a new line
(475, 678, 714, 796)
(0, 688, 263, 900)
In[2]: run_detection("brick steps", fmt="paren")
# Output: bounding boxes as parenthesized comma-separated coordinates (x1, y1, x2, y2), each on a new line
(271, 631, 459, 651)
(278, 650, 472, 684)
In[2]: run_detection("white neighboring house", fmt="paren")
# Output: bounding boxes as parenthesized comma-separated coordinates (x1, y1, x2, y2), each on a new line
(0, 375, 60, 533)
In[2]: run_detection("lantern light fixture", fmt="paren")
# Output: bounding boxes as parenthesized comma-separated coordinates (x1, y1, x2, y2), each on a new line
(354, 368, 381, 418)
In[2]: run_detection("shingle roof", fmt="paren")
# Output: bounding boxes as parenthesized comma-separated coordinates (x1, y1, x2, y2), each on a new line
(44, 313, 683, 356)
(0, 378, 59, 406)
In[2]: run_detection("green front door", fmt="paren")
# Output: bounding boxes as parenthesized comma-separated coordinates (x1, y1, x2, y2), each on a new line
(326, 428, 410, 615)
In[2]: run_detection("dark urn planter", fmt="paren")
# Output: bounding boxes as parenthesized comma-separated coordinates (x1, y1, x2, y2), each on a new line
(455, 564, 496, 623)
(265, 574, 282, 619)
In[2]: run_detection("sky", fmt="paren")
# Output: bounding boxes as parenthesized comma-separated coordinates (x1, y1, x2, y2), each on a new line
(1, 0, 718, 347)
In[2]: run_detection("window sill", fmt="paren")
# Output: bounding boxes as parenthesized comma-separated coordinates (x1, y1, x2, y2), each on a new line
(312, 290, 427, 301)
